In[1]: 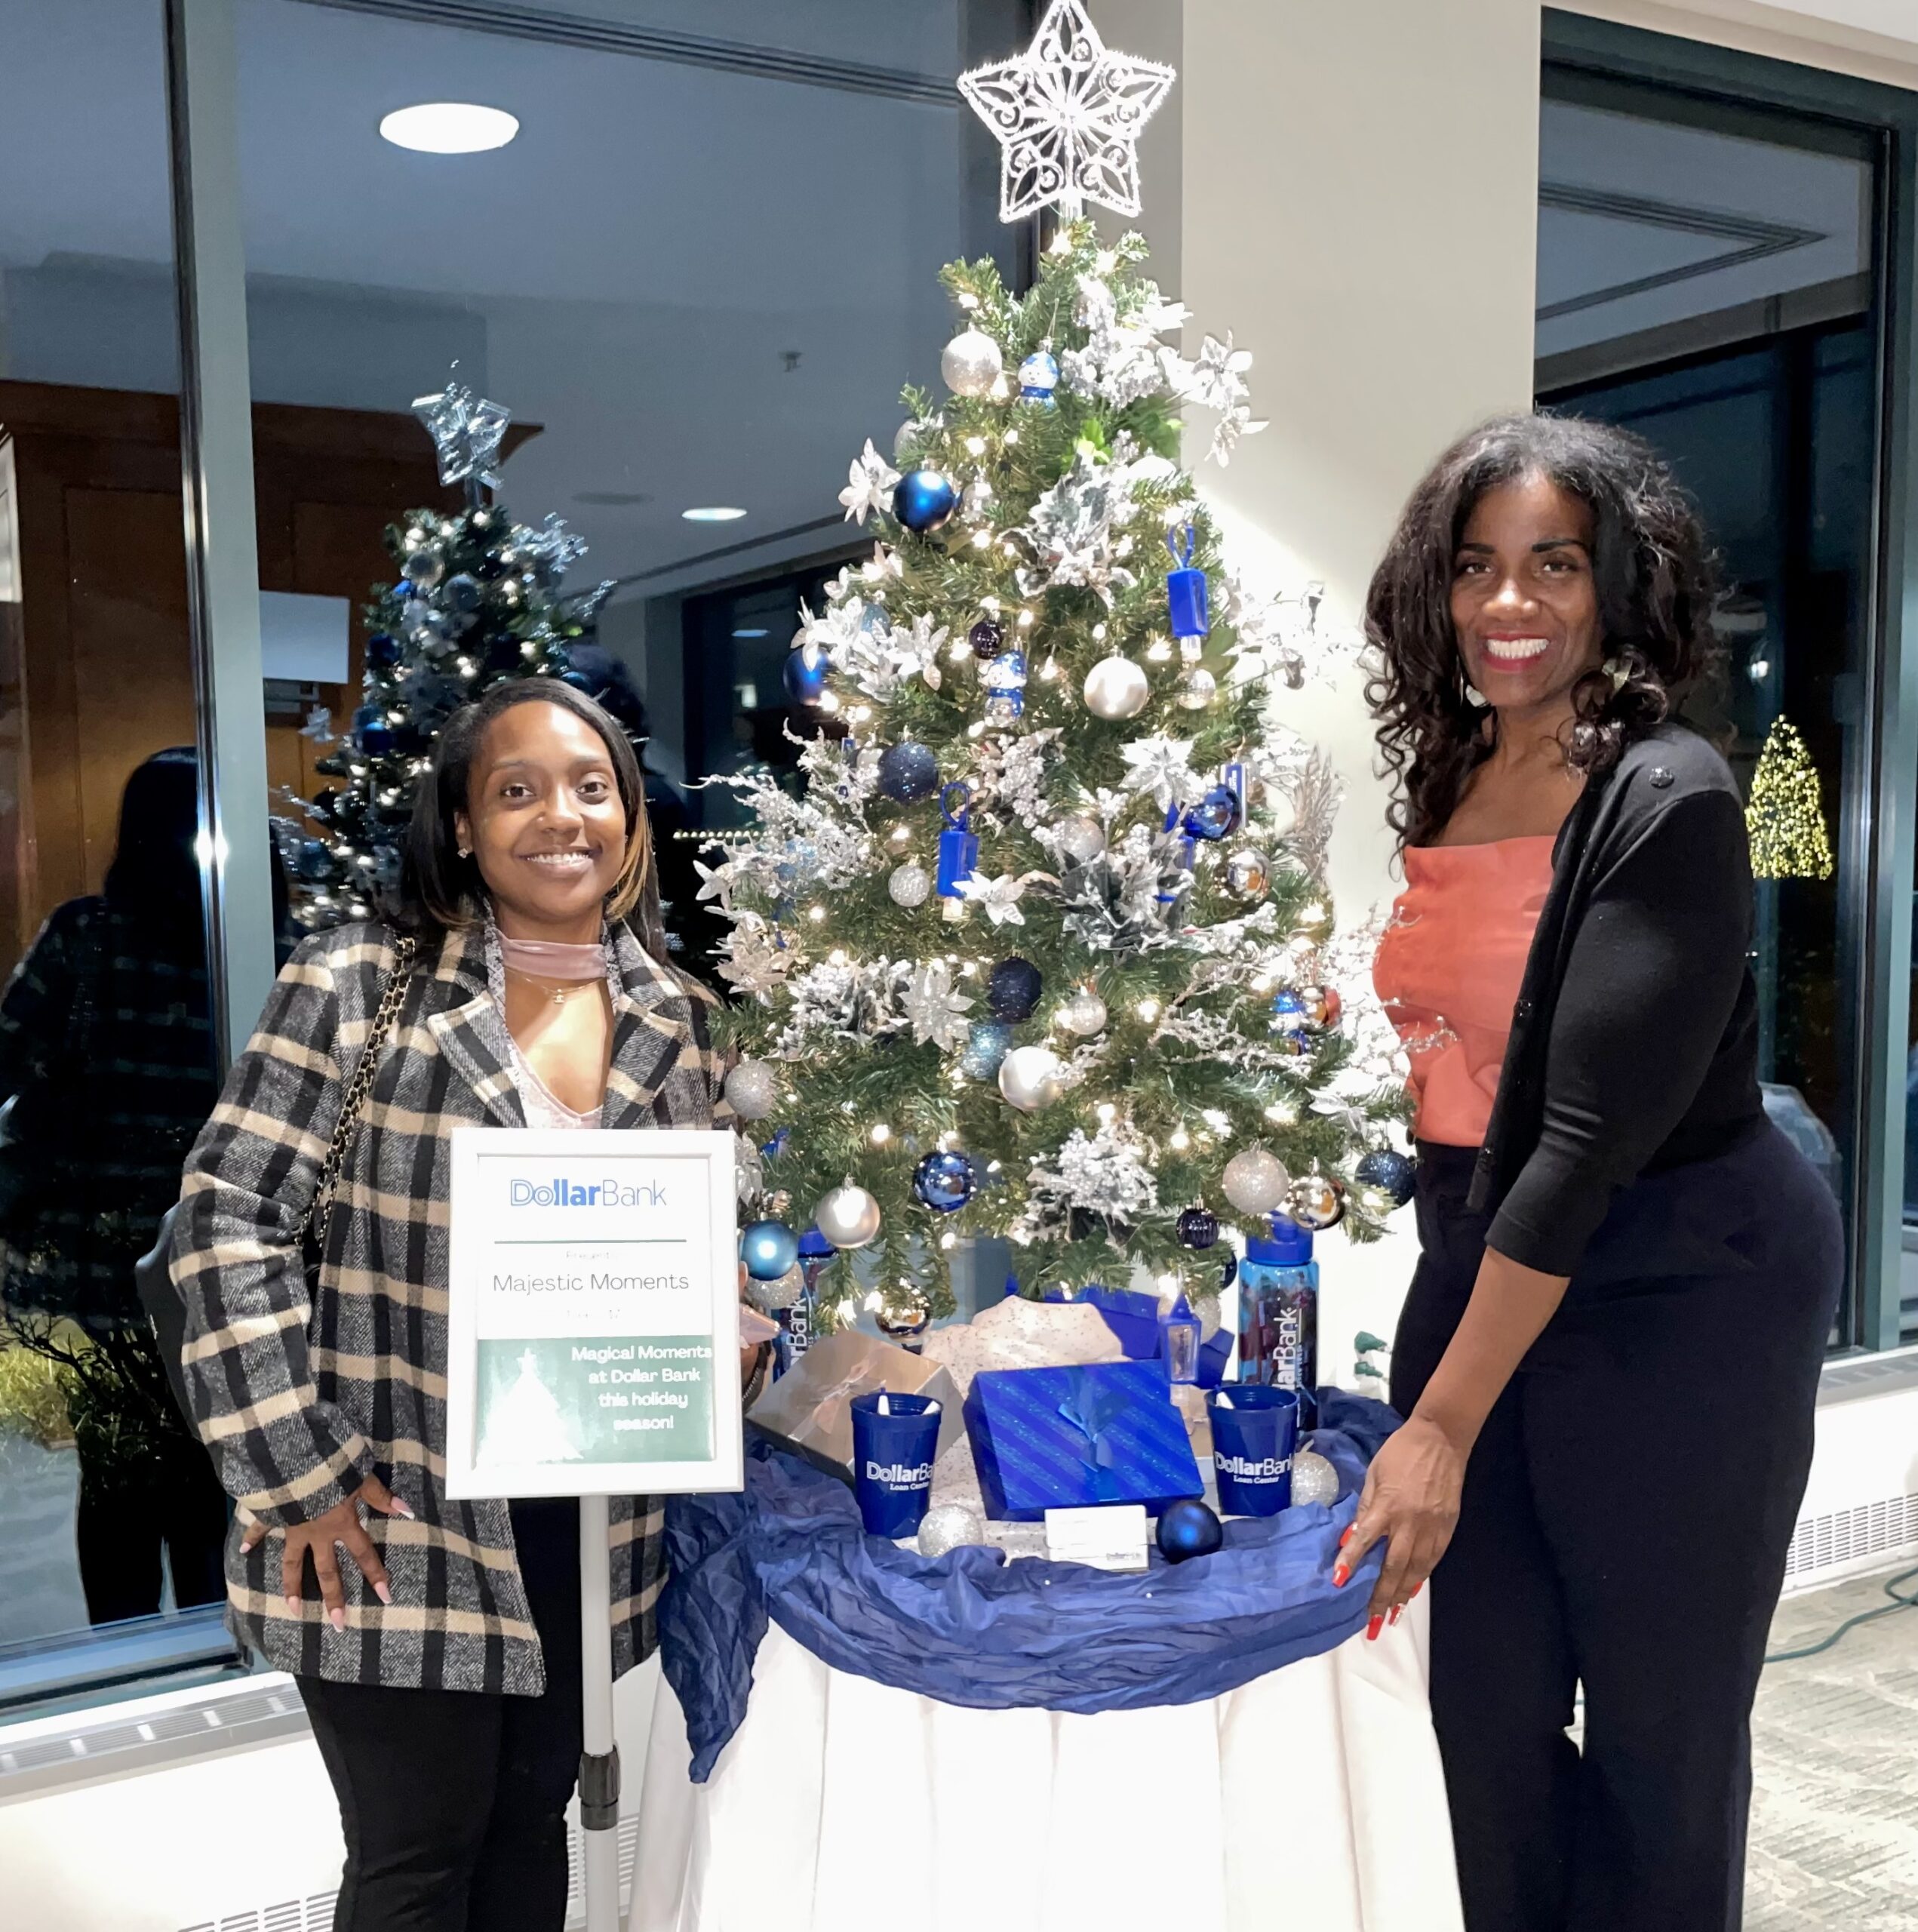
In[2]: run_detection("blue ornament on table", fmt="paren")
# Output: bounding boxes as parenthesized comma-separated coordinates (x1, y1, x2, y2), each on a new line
(782, 640, 831, 706)
(891, 469, 960, 534)
(353, 705, 394, 756)
(960, 1020, 1014, 1080)
(985, 956, 1042, 1023)
(1183, 783, 1243, 843)
(878, 740, 940, 803)
(1356, 1148, 1418, 1208)
(741, 1220, 801, 1282)
(365, 631, 400, 669)
(1156, 1497, 1224, 1564)
(1177, 1206, 1219, 1251)
(1018, 349, 1060, 405)
(913, 1150, 979, 1213)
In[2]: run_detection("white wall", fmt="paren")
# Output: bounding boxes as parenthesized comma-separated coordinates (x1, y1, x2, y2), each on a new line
(1564, 0, 1918, 85)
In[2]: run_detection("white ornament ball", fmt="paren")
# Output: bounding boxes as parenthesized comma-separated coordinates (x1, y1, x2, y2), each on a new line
(1057, 988, 1108, 1038)
(918, 1501, 986, 1558)
(1056, 814, 1106, 865)
(815, 1181, 882, 1250)
(997, 1044, 1065, 1113)
(1222, 1148, 1292, 1217)
(1083, 654, 1151, 721)
(1289, 1448, 1339, 1508)
(940, 328, 1004, 398)
(888, 860, 932, 909)
(748, 1263, 805, 1313)
(723, 1059, 779, 1122)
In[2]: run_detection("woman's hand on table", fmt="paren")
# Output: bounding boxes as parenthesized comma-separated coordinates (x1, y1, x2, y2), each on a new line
(1331, 1415, 1466, 1638)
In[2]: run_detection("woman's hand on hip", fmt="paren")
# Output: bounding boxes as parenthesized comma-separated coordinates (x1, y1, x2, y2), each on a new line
(240, 1476, 413, 1632)
(1332, 1416, 1466, 1629)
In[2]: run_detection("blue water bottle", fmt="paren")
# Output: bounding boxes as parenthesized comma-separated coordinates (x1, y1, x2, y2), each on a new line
(1236, 1215, 1319, 1429)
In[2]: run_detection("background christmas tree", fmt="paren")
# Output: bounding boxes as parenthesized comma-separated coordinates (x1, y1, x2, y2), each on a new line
(706, 216, 1411, 1327)
(282, 385, 613, 928)
(1746, 715, 1833, 883)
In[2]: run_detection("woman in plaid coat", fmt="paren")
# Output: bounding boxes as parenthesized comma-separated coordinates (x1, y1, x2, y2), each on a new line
(174, 681, 744, 1932)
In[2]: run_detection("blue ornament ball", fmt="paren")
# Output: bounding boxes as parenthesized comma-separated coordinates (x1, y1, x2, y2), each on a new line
(1357, 1149, 1418, 1207)
(1155, 1497, 1224, 1564)
(294, 838, 333, 881)
(740, 1219, 801, 1282)
(985, 956, 1043, 1023)
(782, 641, 831, 706)
(1183, 783, 1243, 843)
(961, 1020, 1014, 1080)
(1177, 1206, 1219, 1251)
(365, 631, 400, 669)
(353, 705, 393, 756)
(892, 469, 960, 534)
(913, 1150, 978, 1214)
(878, 740, 940, 802)
(444, 572, 484, 615)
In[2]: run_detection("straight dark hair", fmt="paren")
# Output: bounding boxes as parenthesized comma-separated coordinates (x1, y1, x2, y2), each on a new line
(391, 678, 669, 958)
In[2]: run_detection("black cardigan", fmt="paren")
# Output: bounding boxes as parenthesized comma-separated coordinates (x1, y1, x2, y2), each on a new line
(1465, 720, 1765, 1275)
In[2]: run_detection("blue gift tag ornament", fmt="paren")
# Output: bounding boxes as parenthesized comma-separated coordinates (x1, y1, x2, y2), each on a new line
(1018, 349, 1060, 404)
(741, 1220, 800, 1281)
(1156, 1496, 1224, 1563)
(892, 469, 960, 534)
(936, 781, 979, 896)
(1166, 526, 1210, 641)
(913, 1150, 978, 1213)
(878, 740, 940, 802)
(782, 641, 831, 705)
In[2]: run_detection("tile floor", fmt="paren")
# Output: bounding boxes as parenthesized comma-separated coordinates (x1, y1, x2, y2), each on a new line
(1747, 1564, 1918, 1928)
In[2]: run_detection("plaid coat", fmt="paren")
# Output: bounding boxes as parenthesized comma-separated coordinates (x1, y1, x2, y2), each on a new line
(172, 918, 734, 1694)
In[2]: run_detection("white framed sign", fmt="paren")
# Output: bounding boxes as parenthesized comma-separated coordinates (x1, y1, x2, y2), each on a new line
(444, 1128, 742, 1500)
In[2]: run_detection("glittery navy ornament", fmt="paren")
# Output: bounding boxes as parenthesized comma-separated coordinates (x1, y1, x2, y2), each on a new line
(1156, 1497, 1223, 1564)
(1018, 349, 1060, 405)
(891, 469, 960, 534)
(740, 1220, 800, 1282)
(1166, 525, 1210, 642)
(936, 782, 979, 898)
(969, 617, 1006, 661)
(1177, 1206, 1219, 1251)
(1356, 1149, 1418, 1207)
(878, 740, 940, 803)
(961, 1020, 1014, 1079)
(1183, 784, 1243, 842)
(782, 641, 831, 706)
(986, 956, 1042, 1022)
(913, 1150, 979, 1213)
(365, 631, 400, 669)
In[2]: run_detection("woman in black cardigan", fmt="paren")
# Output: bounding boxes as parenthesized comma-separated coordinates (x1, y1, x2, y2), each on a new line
(1354, 414, 1841, 1930)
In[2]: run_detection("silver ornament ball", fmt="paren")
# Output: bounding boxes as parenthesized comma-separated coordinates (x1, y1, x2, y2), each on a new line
(723, 1059, 779, 1122)
(1056, 814, 1106, 865)
(1177, 667, 1219, 711)
(1287, 1171, 1346, 1232)
(997, 1044, 1065, 1113)
(1222, 1148, 1292, 1217)
(888, 861, 932, 909)
(748, 1264, 805, 1313)
(814, 1182, 882, 1250)
(918, 1502, 986, 1558)
(940, 328, 1004, 398)
(1225, 848, 1271, 899)
(1083, 654, 1151, 721)
(1289, 1448, 1339, 1508)
(1057, 988, 1108, 1038)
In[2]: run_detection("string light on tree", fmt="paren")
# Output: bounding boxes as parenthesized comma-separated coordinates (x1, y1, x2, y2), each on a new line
(1746, 715, 1833, 881)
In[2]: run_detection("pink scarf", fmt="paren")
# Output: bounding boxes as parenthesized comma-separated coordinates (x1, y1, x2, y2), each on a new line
(497, 935, 605, 983)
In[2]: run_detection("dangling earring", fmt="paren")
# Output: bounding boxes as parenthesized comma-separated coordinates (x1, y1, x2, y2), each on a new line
(1603, 656, 1629, 694)
(1462, 681, 1488, 709)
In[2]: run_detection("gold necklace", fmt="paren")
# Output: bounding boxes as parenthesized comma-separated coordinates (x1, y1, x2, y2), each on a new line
(507, 967, 591, 1008)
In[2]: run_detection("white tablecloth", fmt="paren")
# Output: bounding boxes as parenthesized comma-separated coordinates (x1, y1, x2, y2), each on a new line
(632, 1601, 1462, 1932)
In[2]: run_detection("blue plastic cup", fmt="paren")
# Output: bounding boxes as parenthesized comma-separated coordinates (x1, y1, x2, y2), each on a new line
(1208, 1385, 1299, 1516)
(850, 1391, 943, 1537)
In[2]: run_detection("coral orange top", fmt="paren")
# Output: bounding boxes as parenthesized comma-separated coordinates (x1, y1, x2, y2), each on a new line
(1372, 836, 1557, 1149)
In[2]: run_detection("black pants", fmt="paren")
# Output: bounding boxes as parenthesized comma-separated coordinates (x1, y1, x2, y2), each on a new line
(1392, 1125, 1841, 1932)
(298, 1500, 583, 1932)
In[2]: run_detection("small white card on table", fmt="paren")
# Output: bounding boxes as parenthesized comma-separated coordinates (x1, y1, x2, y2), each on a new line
(1044, 1503, 1150, 1571)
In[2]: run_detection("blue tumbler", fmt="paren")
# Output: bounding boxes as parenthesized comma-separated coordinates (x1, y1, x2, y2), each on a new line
(1208, 1385, 1299, 1516)
(850, 1391, 944, 1538)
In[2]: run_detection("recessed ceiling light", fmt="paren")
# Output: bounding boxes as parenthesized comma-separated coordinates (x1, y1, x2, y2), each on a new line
(682, 506, 748, 523)
(732, 627, 770, 638)
(380, 103, 519, 155)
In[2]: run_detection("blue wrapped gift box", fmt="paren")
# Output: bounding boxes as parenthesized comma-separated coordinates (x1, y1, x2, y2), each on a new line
(1073, 1284, 1162, 1360)
(963, 1361, 1206, 1521)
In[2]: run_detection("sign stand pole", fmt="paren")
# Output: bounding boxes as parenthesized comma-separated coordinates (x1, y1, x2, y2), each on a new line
(578, 1493, 623, 1932)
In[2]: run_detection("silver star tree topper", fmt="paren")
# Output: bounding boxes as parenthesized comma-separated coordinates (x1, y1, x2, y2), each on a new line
(958, 0, 1176, 223)
(411, 381, 511, 493)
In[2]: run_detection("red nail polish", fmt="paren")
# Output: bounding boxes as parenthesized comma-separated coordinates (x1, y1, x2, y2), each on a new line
(1332, 1563, 1349, 1589)
(1366, 1614, 1384, 1641)
(1388, 1604, 1403, 1626)
(1338, 1527, 1354, 1549)
(1412, 1581, 1423, 1599)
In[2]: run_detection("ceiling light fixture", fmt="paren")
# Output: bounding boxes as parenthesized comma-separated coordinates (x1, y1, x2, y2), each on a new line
(731, 626, 770, 638)
(682, 506, 747, 523)
(379, 103, 519, 155)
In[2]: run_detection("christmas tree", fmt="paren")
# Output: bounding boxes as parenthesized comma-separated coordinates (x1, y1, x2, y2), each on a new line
(703, 6, 1409, 1328)
(1746, 715, 1833, 882)
(283, 385, 613, 926)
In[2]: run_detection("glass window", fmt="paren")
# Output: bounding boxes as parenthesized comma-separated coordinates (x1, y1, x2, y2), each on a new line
(0, 0, 236, 1703)
(1535, 67, 1883, 1345)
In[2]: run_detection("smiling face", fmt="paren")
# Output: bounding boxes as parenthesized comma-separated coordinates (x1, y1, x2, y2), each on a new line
(456, 700, 631, 942)
(1449, 472, 1603, 724)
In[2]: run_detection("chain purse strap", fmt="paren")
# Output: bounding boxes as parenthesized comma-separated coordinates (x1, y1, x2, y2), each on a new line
(300, 933, 418, 1262)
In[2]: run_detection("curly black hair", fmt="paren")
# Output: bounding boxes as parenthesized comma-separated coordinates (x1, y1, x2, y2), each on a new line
(1365, 413, 1721, 851)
